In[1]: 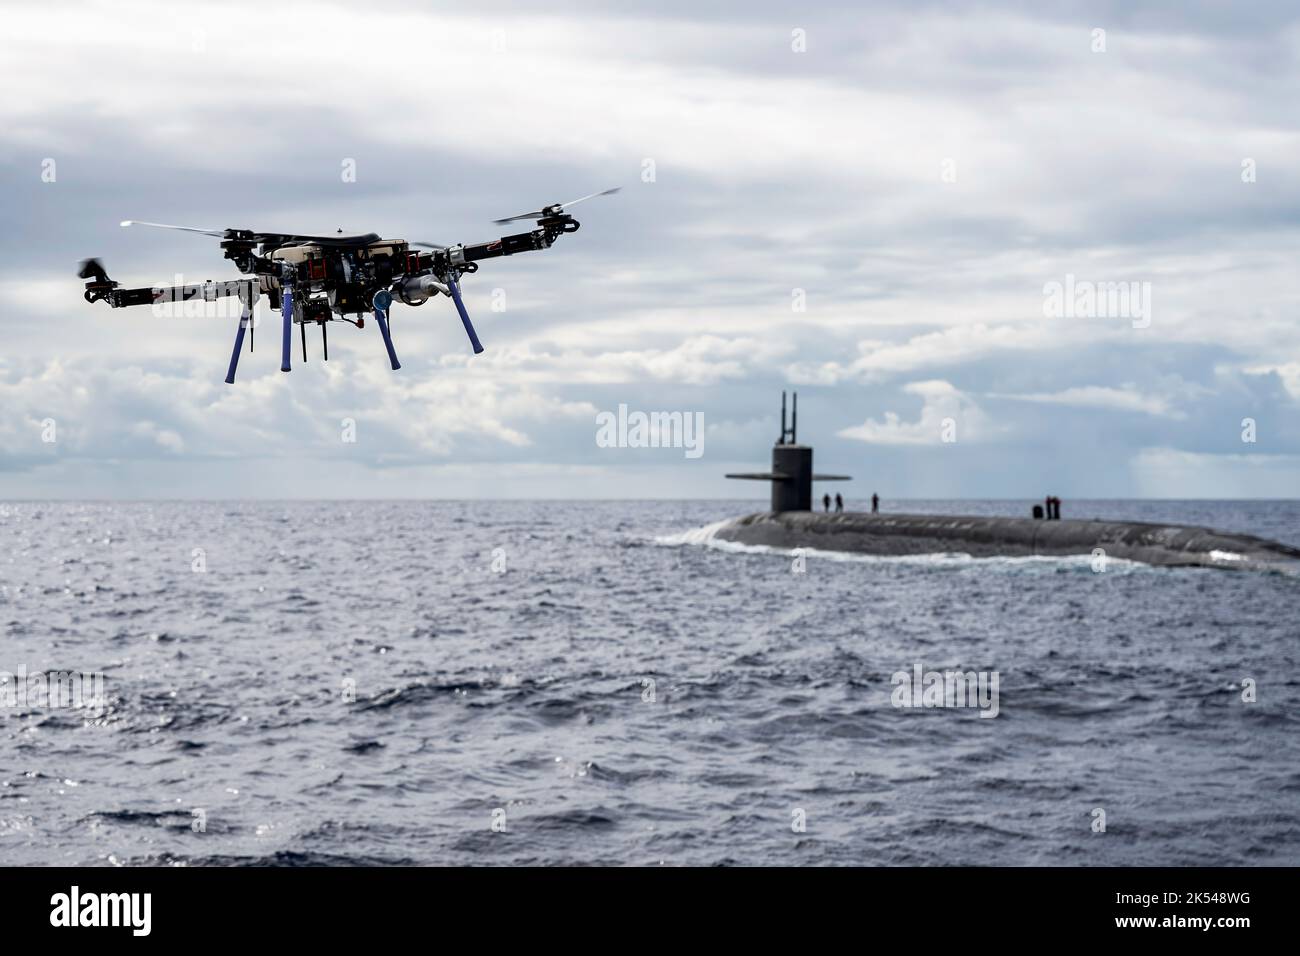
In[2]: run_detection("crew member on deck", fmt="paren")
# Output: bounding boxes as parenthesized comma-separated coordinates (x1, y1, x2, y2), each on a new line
(872, 493, 879, 514)
(835, 493, 843, 513)
(823, 493, 831, 512)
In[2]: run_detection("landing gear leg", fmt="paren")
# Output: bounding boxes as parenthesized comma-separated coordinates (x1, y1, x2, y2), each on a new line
(371, 290, 401, 371)
(280, 267, 294, 373)
(224, 281, 259, 385)
(445, 273, 485, 354)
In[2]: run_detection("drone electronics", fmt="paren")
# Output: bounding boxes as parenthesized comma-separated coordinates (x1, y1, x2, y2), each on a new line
(78, 188, 619, 384)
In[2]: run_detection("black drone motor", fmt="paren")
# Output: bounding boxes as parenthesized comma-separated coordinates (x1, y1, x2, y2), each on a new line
(78, 258, 118, 303)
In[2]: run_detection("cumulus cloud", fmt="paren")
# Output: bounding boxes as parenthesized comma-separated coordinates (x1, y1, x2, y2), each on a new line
(987, 385, 1184, 418)
(787, 323, 1078, 384)
(1245, 361, 1300, 401)
(0, 357, 598, 468)
(2, 1, 1300, 497)
(838, 380, 999, 446)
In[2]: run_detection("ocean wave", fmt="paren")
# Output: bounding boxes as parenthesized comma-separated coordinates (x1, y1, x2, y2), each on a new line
(654, 522, 1146, 570)
(5, 499, 1297, 866)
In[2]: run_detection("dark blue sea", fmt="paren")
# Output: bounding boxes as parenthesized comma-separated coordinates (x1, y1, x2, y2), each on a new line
(2, 499, 1298, 866)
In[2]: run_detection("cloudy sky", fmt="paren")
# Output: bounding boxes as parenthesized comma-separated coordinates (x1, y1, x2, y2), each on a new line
(3, 0, 1299, 499)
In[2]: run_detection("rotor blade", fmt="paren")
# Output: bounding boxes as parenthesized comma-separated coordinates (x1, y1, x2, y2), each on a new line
(77, 258, 109, 282)
(491, 186, 621, 225)
(120, 220, 227, 238)
(250, 231, 381, 246)
(559, 186, 620, 209)
(410, 241, 448, 250)
(491, 210, 548, 226)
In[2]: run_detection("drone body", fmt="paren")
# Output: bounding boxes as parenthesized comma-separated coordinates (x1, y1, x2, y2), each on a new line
(78, 188, 618, 383)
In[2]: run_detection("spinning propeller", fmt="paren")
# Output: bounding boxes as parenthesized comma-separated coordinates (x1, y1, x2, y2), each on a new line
(77, 258, 114, 286)
(120, 220, 226, 237)
(120, 220, 381, 245)
(492, 187, 621, 225)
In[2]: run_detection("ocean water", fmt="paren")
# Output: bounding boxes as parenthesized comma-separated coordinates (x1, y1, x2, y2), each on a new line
(1, 498, 1298, 867)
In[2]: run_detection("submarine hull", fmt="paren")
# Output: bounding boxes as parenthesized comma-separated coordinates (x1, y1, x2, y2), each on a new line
(713, 511, 1300, 571)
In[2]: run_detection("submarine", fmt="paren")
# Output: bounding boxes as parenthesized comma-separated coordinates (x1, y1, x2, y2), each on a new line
(713, 392, 1300, 572)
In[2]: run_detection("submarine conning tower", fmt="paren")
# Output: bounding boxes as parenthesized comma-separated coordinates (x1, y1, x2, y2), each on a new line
(724, 391, 851, 512)
(711, 396, 1300, 572)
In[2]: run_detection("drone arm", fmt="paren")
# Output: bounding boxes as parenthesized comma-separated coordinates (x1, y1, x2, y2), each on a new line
(443, 217, 579, 269)
(85, 277, 255, 309)
(457, 230, 549, 264)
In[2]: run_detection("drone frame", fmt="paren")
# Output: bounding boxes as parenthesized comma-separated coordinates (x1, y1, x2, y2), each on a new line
(79, 189, 616, 383)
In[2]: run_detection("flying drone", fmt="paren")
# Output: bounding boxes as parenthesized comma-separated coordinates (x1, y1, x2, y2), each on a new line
(78, 188, 619, 384)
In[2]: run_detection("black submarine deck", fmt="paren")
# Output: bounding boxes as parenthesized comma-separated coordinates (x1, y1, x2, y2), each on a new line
(713, 510, 1300, 571)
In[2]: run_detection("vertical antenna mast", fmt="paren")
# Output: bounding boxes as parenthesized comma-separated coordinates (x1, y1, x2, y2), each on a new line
(779, 390, 798, 445)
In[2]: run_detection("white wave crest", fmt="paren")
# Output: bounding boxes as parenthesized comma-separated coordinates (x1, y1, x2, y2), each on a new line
(653, 522, 1146, 570)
